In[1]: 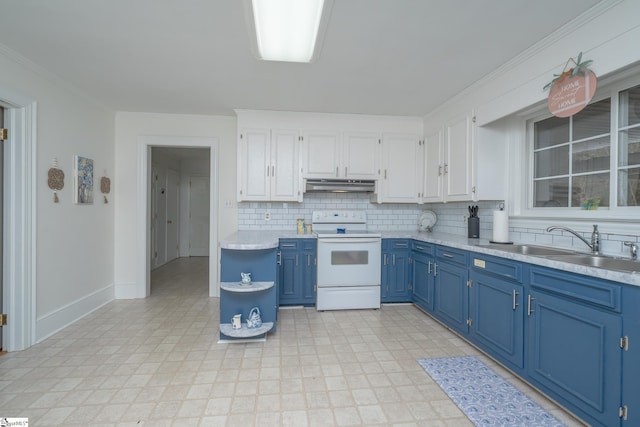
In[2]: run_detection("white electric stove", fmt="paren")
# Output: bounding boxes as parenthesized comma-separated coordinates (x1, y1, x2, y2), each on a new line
(312, 211, 381, 310)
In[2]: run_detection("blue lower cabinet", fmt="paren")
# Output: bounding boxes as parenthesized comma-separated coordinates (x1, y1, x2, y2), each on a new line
(469, 269, 524, 370)
(526, 265, 625, 427)
(527, 289, 622, 427)
(434, 261, 468, 334)
(433, 247, 469, 335)
(468, 254, 524, 371)
(381, 239, 412, 303)
(411, 252, 434, 312)
(300, 240, 317, 304)
(278, 239, 316, 306)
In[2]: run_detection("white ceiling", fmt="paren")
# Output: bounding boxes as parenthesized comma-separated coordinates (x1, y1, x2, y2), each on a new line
(0, 0, 602, 117)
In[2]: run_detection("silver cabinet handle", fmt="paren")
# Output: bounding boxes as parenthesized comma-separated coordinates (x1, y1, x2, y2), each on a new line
(441, 253, 454, 258)
(434, 263, 438, 276)
(383, 254, 388, 266)
(336, 166, 339, 177)
(307, 254, 311, 266)
(438, 165, 443, 176)
(512, 290, 519, 310)
(444, 163, 448, 174)
(392, 254, 396, 265)
(384, 169, 388, 179)
(277, 251, 282, 265)
(266, 165, 270, 176)
(527, 294, 534, 316)
(281, 244, 296, 247)
(345, 166, 348, 177)
(427, 261, 431, 274)
(272, 165, 275, 176)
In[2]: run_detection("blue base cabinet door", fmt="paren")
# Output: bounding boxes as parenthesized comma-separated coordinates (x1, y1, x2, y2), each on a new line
(433, 246, 469, 335)
(527, 290, 622, 427)
(381, 239, 411, 303)
(278, 239, 316, 306)
(411, 242, 435, 312)
(411, 253, 433, 312)
(469, 269, 524, 370)
(279, 240, 302, 304)
(300, 240, 317, 305)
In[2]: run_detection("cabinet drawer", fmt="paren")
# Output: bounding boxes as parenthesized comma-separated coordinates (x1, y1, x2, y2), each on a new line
(301, 239, 316, 251)
(411, 241, 434, 255)
(529, 266, 622, 312)
(470, 253, 523, 283)
(279, 239, 299, 250)
(436, 246, 467, 266)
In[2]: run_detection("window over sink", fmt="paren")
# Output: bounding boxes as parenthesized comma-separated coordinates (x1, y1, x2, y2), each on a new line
(528, 72, 640, 213)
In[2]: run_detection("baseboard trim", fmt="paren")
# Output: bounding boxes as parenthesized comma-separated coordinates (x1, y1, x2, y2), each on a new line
(36, 284, 114, 343)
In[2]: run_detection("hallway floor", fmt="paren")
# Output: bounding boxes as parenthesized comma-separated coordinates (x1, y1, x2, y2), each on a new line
(0, 257, 584, 426)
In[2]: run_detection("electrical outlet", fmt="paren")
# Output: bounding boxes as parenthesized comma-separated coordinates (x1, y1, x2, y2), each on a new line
(265, 212, 271, 221)
(224, 200, 233, 208)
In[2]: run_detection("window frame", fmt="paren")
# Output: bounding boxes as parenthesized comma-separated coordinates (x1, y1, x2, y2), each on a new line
(520, 69, 640, 221)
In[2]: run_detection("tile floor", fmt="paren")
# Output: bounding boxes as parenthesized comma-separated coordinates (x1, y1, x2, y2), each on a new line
(0, 257, 585, 426)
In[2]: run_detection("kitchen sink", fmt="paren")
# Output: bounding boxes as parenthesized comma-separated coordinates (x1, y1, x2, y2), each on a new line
(545, 254, 640, 273)
(478, 244, 578, 257)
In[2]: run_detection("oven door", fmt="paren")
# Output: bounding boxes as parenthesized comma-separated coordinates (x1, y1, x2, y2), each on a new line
(317, 237, 381, 287)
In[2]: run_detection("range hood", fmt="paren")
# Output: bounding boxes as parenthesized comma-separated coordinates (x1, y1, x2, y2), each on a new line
(305, 179, 376, 193)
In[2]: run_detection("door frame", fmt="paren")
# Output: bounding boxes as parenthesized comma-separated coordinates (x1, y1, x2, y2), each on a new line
(0, 91, 37, 351)
(137, 136, 218, 297)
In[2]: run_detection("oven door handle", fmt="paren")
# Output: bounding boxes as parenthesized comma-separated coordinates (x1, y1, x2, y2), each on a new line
(317, 237, 381, 244)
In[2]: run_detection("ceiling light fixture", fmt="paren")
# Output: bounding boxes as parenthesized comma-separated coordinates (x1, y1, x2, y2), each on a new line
(248, 0, 330, 63)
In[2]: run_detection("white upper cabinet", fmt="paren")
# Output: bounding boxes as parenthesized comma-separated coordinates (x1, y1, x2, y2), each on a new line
(342, 132, 380, 179)
(301, 131, 380, 179)
(444, 113, 473, 201)
(422, 111, 505, 203)
(238, 128, 301, 202)
(301, 131, 341, 178)
(378, 134, 422, 203)
(422, 128, 443, 202)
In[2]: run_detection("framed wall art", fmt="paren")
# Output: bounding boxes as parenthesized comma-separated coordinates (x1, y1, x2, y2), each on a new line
(73, 155, 94, 204)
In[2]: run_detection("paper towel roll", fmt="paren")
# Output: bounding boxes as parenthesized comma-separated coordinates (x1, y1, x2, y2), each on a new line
(492, 210, 510, 243)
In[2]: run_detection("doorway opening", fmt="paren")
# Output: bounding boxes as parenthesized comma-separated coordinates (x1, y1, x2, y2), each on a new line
(137, 138, 217, 299)
(149, 146, 211, 294)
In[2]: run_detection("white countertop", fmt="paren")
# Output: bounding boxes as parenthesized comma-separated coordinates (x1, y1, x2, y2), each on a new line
(220, 229, 639, 286)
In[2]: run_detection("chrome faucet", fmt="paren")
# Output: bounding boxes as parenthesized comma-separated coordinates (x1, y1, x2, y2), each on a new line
(546, 224, 600, 255)
(624, 241, 638, 260)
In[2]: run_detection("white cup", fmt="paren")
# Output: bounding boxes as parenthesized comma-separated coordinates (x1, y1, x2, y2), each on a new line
(231, 314, 242, 329)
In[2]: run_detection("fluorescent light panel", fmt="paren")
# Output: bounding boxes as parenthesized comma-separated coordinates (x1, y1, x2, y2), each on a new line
(252, 0, 325, 63)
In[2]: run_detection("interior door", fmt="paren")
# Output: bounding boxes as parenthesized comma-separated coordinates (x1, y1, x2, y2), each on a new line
(188, 176, 210, 256)
(165, 169, 179, 262)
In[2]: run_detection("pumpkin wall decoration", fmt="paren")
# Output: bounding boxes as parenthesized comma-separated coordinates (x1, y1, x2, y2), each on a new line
(543, 52, 596, 118)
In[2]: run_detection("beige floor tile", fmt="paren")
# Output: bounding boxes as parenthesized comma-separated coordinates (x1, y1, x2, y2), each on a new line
(0, 257, 586, 426)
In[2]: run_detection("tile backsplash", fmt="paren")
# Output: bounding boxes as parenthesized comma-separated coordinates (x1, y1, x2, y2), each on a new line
(237, 193, 638, 258)
(237, 193, 501, 235)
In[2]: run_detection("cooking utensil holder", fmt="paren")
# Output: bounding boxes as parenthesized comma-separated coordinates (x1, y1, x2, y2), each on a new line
(468, 217, 480, 238)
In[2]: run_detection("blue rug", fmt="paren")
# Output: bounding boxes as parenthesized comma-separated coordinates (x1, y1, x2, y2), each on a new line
(417, 356, 565, 427)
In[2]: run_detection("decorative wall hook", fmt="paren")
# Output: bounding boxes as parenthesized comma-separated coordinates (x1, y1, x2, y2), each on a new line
(47, 158, 65, 203)
(100, 172, 111, 204)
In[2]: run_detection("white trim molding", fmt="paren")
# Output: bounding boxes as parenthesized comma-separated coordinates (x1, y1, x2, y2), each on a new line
(2, 94, 37, 351)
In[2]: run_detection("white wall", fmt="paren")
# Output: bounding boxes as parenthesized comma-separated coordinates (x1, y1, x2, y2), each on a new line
(0, 45, 115, 344)
(113, 113, 237, 298)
